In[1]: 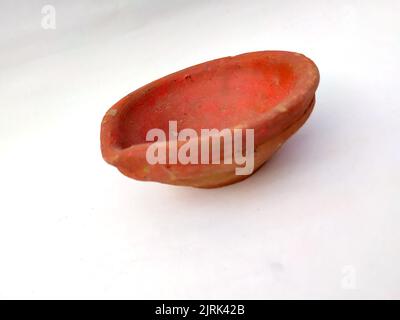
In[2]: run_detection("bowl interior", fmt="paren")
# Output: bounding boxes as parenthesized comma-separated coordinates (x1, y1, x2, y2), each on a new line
(118, 57, 295, 148)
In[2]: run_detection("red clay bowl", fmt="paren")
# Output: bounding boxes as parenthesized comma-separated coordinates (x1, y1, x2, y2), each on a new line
(101, 51, 319, 188)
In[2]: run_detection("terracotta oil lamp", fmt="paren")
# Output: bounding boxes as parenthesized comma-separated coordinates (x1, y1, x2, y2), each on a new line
(101, 51, 319, 188)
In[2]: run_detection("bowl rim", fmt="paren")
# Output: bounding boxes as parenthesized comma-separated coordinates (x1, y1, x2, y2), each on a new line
(101, 50, 320, 166)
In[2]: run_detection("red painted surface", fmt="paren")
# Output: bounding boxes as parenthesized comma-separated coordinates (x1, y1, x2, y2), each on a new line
(101, 51, 320, 188)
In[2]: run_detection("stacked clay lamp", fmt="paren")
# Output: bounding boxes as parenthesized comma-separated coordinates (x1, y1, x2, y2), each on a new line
(101, 51, 320, 188)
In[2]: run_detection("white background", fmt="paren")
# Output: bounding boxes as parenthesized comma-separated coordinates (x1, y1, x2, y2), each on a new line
(0, 0, 399, 299)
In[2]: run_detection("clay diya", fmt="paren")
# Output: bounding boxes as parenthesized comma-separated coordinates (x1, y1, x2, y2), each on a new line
(101, 51, 319, 188)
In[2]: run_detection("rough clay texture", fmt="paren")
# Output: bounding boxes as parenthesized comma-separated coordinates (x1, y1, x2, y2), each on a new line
(101, 51, 320, 188)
